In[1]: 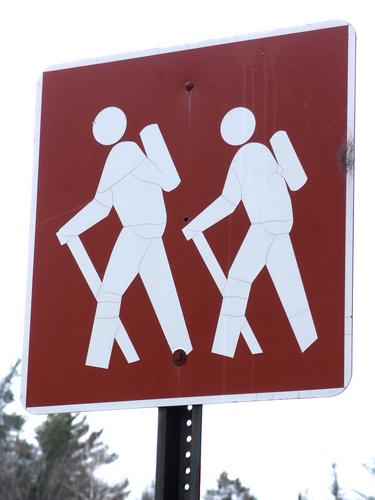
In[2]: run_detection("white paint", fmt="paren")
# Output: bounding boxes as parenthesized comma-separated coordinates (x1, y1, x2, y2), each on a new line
(92, 106, 127, 146)
(66, 235, 140, 363)
(183, 107, 317, 357)
(57, 110, 192, 368)
(220, 107, 256, 146)
(270, 130, 307, 191)
(24, 385, 348, 415)
(191, 232, 263, 354)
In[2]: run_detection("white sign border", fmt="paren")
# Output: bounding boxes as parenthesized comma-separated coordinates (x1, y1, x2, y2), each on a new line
(21, 20, 356, 414)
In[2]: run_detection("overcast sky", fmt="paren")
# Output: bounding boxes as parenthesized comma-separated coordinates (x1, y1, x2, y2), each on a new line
(1, 1, 375, 499)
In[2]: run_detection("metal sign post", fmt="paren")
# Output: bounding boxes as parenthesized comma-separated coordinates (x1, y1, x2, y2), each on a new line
(156, 405, 203, 499)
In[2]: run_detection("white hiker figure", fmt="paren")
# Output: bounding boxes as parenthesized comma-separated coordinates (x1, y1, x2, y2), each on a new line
(183, 106, 318, 358)
(57, 106, 192, 369)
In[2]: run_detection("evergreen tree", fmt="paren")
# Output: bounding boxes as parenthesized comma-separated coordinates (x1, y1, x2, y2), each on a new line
(30, 413, 130, 500)
(331, 462, 344, 500)
(140, 481, 155, 499)
(355, 459, 375, 499)
(205, 471, 257, 500)
(0, 361, 37, 500)
(0, 364, 130, 500)
(298, 492, 309, 500)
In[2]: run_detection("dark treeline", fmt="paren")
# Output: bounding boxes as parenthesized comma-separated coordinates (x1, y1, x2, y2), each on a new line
(1, 364, 375, 500)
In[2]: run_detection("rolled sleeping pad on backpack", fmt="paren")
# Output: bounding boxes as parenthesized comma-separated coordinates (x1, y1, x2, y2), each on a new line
(270, 130, 307, 191)
(140, 124, 181, 191)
